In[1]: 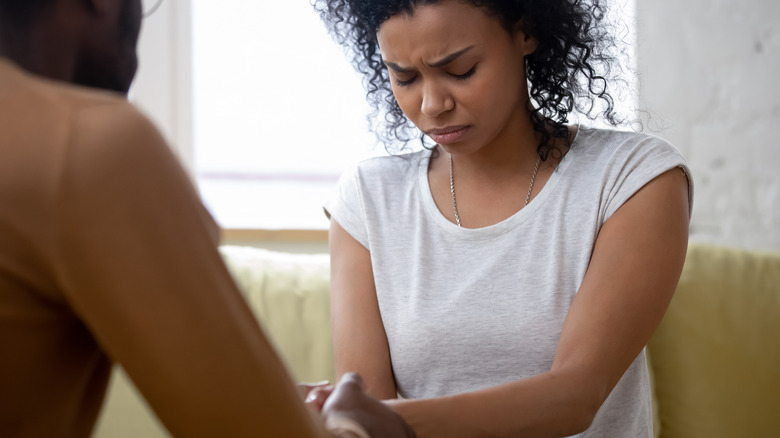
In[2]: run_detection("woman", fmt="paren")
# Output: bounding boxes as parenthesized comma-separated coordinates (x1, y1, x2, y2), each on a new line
(317, 0, 692, 436)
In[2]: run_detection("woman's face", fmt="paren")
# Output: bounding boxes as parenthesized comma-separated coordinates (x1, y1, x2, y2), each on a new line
(377, 0, 537, 153)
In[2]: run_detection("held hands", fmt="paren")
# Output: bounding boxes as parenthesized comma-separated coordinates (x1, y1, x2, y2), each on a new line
(299, 373, 416, 438)
(299, 380, 334, 412)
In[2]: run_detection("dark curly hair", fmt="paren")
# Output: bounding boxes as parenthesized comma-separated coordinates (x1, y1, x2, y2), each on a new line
(312, 0, 631, 159)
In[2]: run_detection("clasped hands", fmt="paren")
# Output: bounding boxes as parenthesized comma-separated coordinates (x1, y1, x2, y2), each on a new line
(299, 373, 416, 438)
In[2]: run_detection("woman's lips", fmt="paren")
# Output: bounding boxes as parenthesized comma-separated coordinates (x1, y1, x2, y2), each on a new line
(426, 126, 469, 144)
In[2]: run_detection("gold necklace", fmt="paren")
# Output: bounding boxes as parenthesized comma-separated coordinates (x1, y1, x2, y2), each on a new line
(449, 154, 541, 227)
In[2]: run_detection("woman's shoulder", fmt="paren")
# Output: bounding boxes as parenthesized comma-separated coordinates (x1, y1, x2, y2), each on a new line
(575, 126, 679, 155)
(570, 126, 684, 168)
(347, 148, 430, 181)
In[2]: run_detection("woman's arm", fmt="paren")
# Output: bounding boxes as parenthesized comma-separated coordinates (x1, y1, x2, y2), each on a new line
(387, 167, 691, 437)
(330, 219, 398, 400)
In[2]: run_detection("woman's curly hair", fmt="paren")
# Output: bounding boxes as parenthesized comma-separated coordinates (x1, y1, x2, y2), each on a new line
(312, 0, 631, 158)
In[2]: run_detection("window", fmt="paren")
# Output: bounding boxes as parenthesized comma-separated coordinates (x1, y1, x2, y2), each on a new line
(192, 1, 384, 230)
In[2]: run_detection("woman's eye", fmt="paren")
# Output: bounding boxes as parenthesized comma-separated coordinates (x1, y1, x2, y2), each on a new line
(395, 76, 417, 87)
(452, 65, 477, 80)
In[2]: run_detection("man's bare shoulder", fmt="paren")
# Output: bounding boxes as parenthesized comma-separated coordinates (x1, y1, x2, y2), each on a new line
(0, 58, 142, 125)
(0, 59, 176, 192)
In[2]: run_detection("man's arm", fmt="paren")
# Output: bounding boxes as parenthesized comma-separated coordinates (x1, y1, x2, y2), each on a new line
(51, 102, 351, 436)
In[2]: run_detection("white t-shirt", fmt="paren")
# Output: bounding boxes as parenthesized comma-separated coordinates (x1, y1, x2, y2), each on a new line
(324, 127, 693, 437)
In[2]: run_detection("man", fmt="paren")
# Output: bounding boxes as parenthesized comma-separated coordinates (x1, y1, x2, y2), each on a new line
(0, 0, 414, 437)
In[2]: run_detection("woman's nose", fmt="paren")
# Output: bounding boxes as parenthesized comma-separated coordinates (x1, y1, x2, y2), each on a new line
(420, 81, 455, 118)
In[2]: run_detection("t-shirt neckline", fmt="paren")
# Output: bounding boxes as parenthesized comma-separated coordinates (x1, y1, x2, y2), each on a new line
(417, 126, 587, 237)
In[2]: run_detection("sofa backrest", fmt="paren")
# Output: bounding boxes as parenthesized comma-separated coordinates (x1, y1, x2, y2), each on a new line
(220, 245, 335, 383)
(647, 244, 780, 438)
(94, 243, 780, 438)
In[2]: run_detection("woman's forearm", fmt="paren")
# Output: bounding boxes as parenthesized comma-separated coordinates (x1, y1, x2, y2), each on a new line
(386, 370, 602, 438)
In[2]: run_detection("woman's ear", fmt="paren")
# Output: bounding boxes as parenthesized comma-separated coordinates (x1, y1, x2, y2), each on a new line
(514, 19, 539, 56)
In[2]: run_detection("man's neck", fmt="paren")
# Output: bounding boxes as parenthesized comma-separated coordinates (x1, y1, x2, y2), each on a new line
(0, 20, 78, 83)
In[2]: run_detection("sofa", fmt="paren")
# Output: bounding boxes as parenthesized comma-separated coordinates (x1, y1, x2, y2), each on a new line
(92, 243, 780, 438)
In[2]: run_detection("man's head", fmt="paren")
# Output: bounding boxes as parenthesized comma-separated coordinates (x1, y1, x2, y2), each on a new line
(0, 0, 143, 94)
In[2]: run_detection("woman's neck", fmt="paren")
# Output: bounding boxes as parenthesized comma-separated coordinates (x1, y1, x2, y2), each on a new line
(451, 105, 541, 181)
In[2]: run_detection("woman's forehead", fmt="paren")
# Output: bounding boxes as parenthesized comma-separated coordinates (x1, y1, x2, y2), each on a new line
(376, 1, 502, 59)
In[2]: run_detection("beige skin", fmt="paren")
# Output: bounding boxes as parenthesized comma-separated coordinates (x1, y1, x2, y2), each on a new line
(329, 1, 690, 437)
(0, 1, 414, 437)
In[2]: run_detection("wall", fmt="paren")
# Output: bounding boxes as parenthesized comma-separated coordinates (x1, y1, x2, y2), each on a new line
(636, 0, 780, 251)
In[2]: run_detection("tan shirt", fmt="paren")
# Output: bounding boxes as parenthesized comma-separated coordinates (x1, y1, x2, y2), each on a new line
(0, 59, 326, 437)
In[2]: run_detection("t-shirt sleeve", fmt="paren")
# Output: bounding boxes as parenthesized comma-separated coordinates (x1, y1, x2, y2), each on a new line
(601, 134, 694, 224)
(323, 164, 370, 248)
(51, 103, 325, 437)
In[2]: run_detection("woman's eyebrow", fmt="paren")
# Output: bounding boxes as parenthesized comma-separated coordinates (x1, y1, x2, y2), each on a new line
(383, 46, 475, 72)
(428, 46, 474, 68)
(383, 60, 415, 73)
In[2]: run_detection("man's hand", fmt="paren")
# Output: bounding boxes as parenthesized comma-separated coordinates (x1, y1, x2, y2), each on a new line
(322, 373, 416, 438)
(298, 381, 334, 412)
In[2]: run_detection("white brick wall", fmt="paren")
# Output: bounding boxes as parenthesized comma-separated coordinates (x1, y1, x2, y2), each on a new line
(636, 0, 780, 250)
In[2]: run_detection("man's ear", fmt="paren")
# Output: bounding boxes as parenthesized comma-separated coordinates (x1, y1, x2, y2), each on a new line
(514, 19, 539, 56)
(81, 0, 109, 15)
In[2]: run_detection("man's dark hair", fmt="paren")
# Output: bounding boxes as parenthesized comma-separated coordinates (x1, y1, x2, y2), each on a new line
(0, 0, 57, 28)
